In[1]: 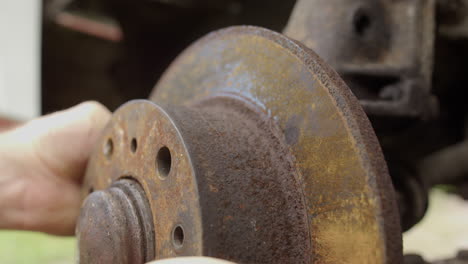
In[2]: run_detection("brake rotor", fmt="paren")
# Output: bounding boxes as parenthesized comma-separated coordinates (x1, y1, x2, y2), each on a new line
(78, 26, 402, 264)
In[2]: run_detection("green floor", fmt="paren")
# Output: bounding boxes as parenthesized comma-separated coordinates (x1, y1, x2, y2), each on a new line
(0, 231, 75, 264)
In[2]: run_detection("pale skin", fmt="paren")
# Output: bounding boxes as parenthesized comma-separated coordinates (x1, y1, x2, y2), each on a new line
(0, 101, 111, 235)
(0, 101, 231, 264)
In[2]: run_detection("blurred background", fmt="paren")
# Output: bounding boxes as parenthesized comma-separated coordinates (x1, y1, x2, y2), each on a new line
(1, 0, 468, 263)
(0, 1, 40, 120)
(0, 3, 74, 264)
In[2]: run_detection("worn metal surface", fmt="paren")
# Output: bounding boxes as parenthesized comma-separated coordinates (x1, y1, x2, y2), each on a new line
(48, 1, 468, 259)
(77, 178, 155, 263)
(437, 0, 468, 38)
(282, 0, 467, 232)
(80, 26, 403, 263)
(148, 26, 402, 263)
(284, 0, 438, 118)
(391, 165, 428, 231)
(82, 98, 310, 263)
(437, 0, 468, 26)
(418, 139, 468, 186)
(81, 26, 401, 263)
(404, 250, 468, 264)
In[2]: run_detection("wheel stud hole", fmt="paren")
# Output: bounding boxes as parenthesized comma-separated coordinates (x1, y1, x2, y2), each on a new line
(172, 225, 184, 248)
(131, 138, 138, 153)
(156, 146, 172, 178)
(104, 138, 113, 158)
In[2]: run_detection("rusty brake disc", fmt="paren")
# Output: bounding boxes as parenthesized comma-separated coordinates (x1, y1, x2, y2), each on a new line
(77, 26, 402, 264)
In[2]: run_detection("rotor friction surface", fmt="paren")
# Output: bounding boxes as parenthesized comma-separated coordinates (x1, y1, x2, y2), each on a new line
(151, 26, 402, 263)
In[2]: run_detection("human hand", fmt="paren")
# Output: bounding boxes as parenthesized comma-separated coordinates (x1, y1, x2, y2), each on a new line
(0, 101, 111, 235)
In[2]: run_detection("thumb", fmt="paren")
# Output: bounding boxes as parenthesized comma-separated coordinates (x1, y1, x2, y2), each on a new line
(7, 101, 111, 183)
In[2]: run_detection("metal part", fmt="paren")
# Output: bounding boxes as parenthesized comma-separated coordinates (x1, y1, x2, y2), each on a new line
(438, 0, 468, 37)
(80, 26, 402, 263)
(437, 0, 468, 26)
(284, 0, 438, 119)
(404, 250, 468, 264)
(40, 0, 468, 260)
(389, 160, 428, 231)
(405, 254, 428, 264)
(418, 140, 468, 186)
(282, 0, 468, 233)
(77, 179, 155, 263)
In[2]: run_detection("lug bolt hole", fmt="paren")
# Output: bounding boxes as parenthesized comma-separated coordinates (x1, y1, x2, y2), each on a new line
(172, 225, 184, 248)
(104, 138, 113, 159)
(131, 138, 138, 153)
(156, 146, 172, 178)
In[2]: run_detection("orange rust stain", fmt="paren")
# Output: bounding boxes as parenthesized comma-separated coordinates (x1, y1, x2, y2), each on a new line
(152, 28, 393, 263)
